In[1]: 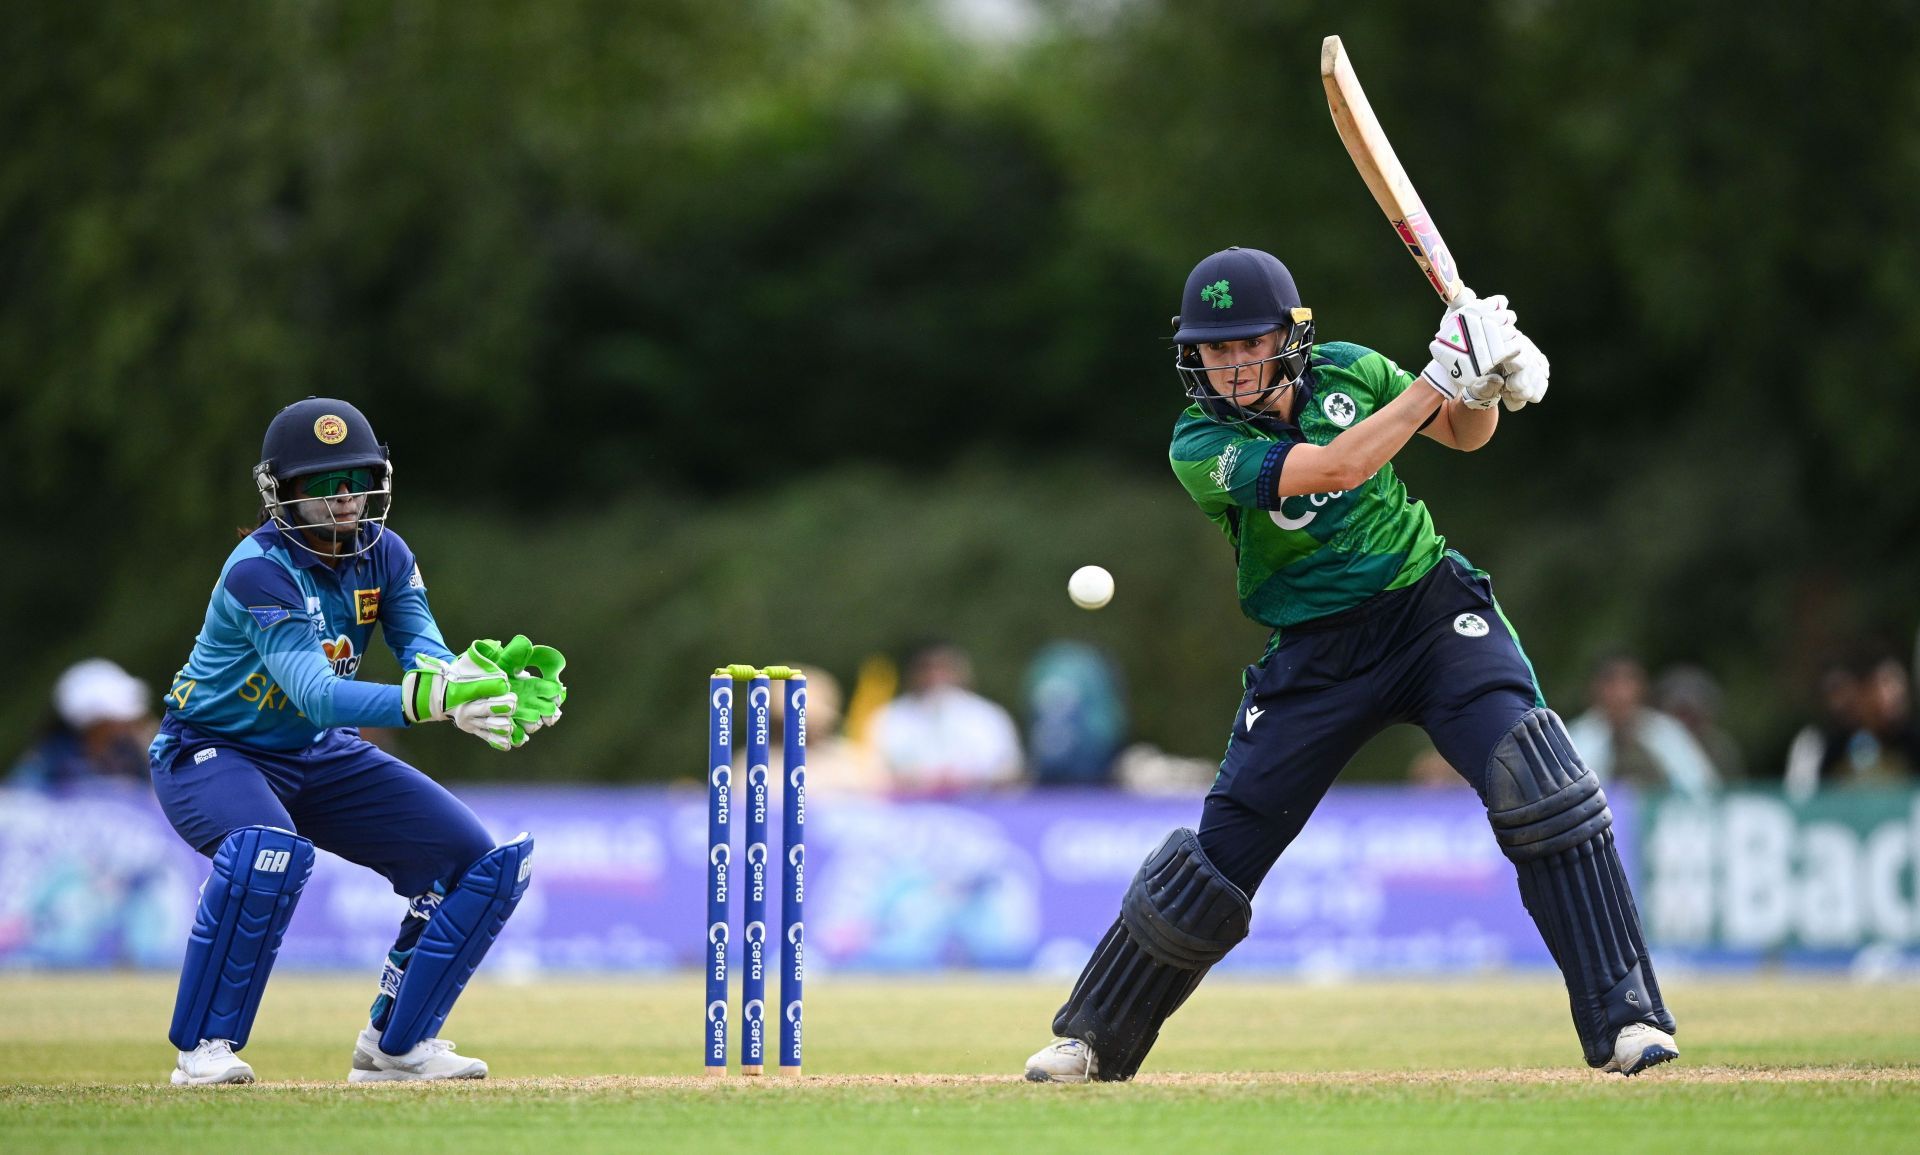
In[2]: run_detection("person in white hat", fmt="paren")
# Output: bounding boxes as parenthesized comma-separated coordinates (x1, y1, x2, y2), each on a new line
(7, 658, 155, 791)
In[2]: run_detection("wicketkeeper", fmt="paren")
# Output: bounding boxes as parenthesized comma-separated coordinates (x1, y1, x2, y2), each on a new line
(1024, 248, 1678, 1082)
(149, 397, 567, 1084)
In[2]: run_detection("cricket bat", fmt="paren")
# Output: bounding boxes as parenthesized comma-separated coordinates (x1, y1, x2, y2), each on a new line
(1320, 35, 1470, 306)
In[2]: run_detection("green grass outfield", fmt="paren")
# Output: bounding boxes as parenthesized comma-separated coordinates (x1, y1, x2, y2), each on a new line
(4, 973, 1916, 1153)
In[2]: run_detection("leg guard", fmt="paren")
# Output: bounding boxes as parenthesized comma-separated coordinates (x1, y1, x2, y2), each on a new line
(1051, 829, 1251, 1081)
(169, 826, 315, 1051)
(378, 834, 533, 1055)
(1486, 709, 1676, 1066)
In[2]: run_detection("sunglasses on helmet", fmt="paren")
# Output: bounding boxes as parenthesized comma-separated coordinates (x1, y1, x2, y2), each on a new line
(299, 467, 377, 498)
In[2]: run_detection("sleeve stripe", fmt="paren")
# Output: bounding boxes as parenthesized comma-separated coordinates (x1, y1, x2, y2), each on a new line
(1255, 442, 1292, 511)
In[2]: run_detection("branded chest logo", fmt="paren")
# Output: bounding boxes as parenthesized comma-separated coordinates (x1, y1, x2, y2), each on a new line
(321, 635, 361, 677)
(1321, 392, 1357, 427)
(1270, 487, 1349, 531)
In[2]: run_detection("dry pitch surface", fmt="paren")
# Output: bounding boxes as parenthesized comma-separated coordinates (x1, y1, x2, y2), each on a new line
(4, 974, 1916, 1154)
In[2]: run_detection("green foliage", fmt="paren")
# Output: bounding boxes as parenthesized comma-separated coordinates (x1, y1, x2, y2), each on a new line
(358, 464, 1257, 783)
(6, 1, 1918, 778)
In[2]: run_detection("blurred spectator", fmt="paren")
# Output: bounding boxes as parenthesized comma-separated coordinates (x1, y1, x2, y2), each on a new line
(1112, 743, 1215, 794)
(775, 665, 887, 794)
(1785, 662, 1865, 800)
(841, 652, 899, 747)
(8, 659, 156, 793)
(871, 642, 1022, 794)
(1021, 641, 1126, 787)
(1566, 656, 1720, 796)
(1787, 656, 1919, 799)
(1863, 657, 1920, 772)
(1654, 665, 1747, 783)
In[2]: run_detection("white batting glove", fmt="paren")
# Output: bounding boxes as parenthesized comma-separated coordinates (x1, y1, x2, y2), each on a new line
(1461, 370, 1507, 410)
(1496, 331, 1550, 411)
(402, 648, 520, 752)
(1421, 293, 1519, 403)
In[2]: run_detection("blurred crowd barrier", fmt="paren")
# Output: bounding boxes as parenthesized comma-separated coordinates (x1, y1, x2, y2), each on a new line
(3, 784, 1914, 975)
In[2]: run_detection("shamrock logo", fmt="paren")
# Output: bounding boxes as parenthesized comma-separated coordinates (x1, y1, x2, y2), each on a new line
(1201, 280, 1233, 309)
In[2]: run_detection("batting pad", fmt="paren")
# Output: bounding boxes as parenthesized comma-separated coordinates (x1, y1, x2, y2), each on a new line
(1486, 709, 1676, 1065)
(378, 834, 533, 1055)
(1053, 828, 1250, 1080)
(169, 825, 315, 1051)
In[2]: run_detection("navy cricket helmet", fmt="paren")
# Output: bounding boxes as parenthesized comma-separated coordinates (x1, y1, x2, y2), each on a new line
(1171, 247, 1316, 422)
(253, 397, 393, 559)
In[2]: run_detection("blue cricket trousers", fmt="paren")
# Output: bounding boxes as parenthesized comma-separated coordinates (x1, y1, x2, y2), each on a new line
(1199, 551, 1543, 895)
(149, 718, 495, 899)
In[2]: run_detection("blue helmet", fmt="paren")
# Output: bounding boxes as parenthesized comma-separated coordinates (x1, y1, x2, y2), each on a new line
(1170, 247, 1316, 422)
(253, 398, 393, 559)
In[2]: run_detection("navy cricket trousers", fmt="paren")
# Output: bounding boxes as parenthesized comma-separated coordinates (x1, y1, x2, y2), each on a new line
(1199, 551, 1543, 896)
(149, 718, 496, 900)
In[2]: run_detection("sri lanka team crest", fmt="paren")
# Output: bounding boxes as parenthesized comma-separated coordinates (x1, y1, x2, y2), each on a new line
(313, 414, 348, 444)
(321, 635, 360, 677)
(354, 588, 380, 625)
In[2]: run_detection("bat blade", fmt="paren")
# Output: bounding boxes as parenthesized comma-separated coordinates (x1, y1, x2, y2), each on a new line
(1321, 35, 1468, 304)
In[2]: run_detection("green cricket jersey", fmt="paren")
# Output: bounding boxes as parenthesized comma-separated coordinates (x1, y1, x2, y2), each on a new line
(1169, 341, 1448, 629)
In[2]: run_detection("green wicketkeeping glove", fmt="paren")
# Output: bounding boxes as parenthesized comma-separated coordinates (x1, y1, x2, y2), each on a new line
(472, 635, 568, 746)
(400, 643, 518, 752)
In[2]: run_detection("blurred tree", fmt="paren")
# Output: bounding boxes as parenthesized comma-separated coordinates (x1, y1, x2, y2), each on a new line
(5, 0, 1916, 779)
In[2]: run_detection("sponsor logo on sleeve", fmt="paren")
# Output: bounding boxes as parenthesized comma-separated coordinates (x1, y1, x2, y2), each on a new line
(247, 605, 293, 630)
(354, 588, 381, 625)
(1209, 441, 1243, 491)
(407, 563, 425, 589)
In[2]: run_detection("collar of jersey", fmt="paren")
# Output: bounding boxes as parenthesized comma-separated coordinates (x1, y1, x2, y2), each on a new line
(1244, 367, 1317, 439)
(253, 523, 363, 575)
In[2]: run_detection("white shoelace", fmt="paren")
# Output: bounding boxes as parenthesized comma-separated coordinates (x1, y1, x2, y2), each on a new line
(1050, 1039, 1094, 1079)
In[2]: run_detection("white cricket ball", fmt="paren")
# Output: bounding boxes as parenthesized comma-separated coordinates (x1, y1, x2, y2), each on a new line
(1068, 564, 1114, 610)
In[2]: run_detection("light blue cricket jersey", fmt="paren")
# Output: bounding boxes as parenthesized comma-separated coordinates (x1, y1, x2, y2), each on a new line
(161, 523, 455, 751)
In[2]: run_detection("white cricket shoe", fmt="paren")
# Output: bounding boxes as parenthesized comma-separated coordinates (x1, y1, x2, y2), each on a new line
(171, 1038, 254, 1085)
(1604, 1023, 1679, 1076)
(348, 1026, 488, 1082)
(1024, 1037, 1098, 1083)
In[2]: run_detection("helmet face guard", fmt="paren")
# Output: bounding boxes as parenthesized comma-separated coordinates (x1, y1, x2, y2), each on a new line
(255, 459, 393, 560)
(253, 398, 393, 560)
(1175, 309, 1317, 423)
(1169, 247, 1316, 424)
